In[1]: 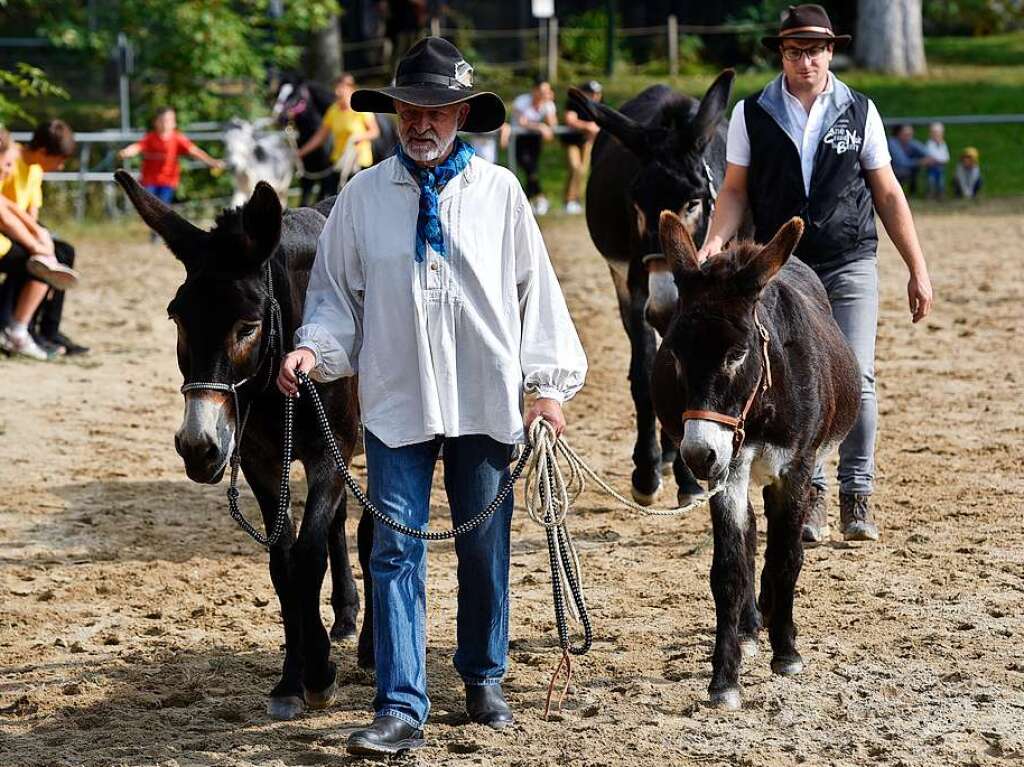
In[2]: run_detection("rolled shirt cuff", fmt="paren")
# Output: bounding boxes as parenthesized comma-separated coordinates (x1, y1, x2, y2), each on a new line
(529, 385, 567, 404)
(293, 324, 355, 381)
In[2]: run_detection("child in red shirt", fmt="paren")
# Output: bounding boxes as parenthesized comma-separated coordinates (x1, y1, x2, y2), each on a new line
(118, 107, 223, 203)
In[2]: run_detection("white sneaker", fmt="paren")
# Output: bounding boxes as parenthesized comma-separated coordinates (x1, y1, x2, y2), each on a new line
(532, 196, 550, 216)
(0, 328, 53, 361)
(565, 200, 583, 215)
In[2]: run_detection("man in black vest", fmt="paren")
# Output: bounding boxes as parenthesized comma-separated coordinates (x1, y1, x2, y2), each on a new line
(697, 4, 933, 543)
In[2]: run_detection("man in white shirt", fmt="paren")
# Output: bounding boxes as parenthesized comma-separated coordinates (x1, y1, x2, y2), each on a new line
(277, 37, 587, 756)
(696, 5, 933, 544)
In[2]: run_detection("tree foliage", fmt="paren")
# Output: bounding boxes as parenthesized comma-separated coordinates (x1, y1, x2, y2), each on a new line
(4, 0, 338, 125)
(0, 62, 68, 125)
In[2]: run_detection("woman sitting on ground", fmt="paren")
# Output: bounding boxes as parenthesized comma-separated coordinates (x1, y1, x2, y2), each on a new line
(0, 129, 80, 361)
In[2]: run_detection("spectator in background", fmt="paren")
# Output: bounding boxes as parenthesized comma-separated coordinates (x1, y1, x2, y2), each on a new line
(887, 124, 930, 197)
(0, 119, 87, 355)
(924, 121, 949, 199)
(0, 129, 80, 361)
(118, 107, 224, 207)
(298, 73, 380, 196)
(511, 79, 557, 216)
(466, 122, 511, 165)
(561, 80, 602, 215)
(954, 146, 982, 199)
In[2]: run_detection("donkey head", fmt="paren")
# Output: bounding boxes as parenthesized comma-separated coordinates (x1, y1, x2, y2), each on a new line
(571, 69, 733, 255)
(570, 70, 733, 334)
(114, 170, 283, 484)
(658, 210, 804, 481)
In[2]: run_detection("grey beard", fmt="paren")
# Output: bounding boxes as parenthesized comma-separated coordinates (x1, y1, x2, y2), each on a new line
(400, 128, 457, 163)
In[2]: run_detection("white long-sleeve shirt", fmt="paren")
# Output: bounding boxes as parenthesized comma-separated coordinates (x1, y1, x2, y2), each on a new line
(295, 153, 588, 448)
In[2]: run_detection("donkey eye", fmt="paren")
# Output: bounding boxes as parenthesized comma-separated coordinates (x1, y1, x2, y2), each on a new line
(686, 200, 701, 213)
(236, 322, 260, 340)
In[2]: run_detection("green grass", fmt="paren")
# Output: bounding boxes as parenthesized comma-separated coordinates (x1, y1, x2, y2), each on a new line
(925, 32, 1024, 67)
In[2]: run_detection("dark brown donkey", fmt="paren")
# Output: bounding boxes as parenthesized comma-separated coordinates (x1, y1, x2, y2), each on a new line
(651, 211, 859, 709)
(570, 71, 739, 509)
(115, 171, 373, 720)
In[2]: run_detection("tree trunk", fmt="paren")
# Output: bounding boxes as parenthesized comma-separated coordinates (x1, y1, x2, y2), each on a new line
(855, 0, 926, 75)
(308, 14, 342, 83)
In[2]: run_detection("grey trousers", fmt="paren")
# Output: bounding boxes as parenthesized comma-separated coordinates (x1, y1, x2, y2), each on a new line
(811, 257, 879, 496)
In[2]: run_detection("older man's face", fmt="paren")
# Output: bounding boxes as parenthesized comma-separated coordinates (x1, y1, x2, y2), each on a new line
(395, 101, 469, 164)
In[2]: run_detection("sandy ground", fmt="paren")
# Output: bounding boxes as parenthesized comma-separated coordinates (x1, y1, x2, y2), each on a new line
(1, 200, 1023, 767)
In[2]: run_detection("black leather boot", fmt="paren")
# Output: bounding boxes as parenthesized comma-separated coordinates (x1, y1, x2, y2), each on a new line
(466, 684, 514, 729)
(346, 715, 425, 755)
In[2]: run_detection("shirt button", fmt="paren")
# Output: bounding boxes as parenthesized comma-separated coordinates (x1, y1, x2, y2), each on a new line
(430, 262, 439, 271)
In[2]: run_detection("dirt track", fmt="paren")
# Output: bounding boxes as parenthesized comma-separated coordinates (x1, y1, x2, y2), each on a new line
(2, 201, 1023, 766)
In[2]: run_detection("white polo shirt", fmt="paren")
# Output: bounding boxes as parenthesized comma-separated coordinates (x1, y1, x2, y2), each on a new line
(726, 75, 891, 195)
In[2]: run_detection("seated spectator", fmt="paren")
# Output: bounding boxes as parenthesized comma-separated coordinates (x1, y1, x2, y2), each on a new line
(924, 122, 950, 200)
(1, 119, 87, 356)
(888, 124, 929, 197)
(953, 147, 982, 200)
(511, 79, 557, 216)
(561, 80, 602, 215)
(0, 129, 80, 361)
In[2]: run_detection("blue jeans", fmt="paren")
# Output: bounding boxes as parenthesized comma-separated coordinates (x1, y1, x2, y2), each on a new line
(811, 257, 879, 496)
(365, 430, 514, 728)
(144, 185, 175, 204)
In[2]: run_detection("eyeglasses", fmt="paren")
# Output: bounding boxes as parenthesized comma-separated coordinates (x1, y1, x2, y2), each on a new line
(781, 45, 829, 62)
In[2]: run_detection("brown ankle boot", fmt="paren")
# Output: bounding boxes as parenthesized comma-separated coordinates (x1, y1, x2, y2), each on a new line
(802, 486, 829, 545)
(839, 492, 880, 541)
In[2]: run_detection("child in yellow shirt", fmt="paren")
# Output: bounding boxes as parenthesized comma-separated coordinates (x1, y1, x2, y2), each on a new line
(297, 73, 379, 196)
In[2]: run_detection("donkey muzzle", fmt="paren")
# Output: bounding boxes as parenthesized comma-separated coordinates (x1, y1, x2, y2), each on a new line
(681, 419, 733, 482)
(176, 393, 235, 484)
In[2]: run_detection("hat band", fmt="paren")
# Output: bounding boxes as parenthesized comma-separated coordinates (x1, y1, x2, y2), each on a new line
(779, 26, 836, 38)
(395, 72, 468, 90)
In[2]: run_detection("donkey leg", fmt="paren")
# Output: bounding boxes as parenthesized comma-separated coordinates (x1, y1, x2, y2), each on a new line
(738, 501, 761, 660)
(292, 467, 341, 707)
(328, 491, 360, 642)
(626, 288, 663, 504)
(707, 474, 751, 710)
(355, 508, 375, 670)
(762, 474, 808, 676)
(244, 468, 305, 720)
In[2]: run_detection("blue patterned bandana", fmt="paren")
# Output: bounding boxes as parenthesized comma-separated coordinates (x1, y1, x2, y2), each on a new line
(396, 136, 475, 262)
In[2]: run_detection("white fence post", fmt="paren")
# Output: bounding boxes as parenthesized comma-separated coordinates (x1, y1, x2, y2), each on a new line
(548, 17, 558, 83)
(430, 16, 440, 37)
(668, 15, 679, 77)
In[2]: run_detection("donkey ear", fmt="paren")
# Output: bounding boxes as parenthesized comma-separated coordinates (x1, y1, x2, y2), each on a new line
(744, 217, 805, 290)
(114, 170, 206, 268)
(659, 210, 700, 274)
(241, 181, 283, 265)
(691, 69, 734, 150)
(569, 87, 650, 159)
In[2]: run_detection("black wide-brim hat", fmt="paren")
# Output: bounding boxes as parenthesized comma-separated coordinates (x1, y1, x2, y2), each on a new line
(761, 4, 852, 50)
(352, 37, 506, 133)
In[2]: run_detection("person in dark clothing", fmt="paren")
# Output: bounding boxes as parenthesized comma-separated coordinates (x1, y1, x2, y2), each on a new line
(887, 123, 930, 197)
(697, 4, 934, 544)
(511, 79, 557, 215)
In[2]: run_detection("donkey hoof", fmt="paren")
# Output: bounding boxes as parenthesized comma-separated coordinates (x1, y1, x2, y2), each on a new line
(267, 695, 305, 720)
(330, 621, 357, 642)
(739, 636, 759, 660)
(771, 654, 805, 676)
(304, 678, 338, 710)
(708, 686, 742, 711)
(631, 482, 662, 507)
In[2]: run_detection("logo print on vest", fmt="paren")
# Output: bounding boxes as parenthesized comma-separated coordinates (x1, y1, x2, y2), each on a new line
(823, 125, 862, 155)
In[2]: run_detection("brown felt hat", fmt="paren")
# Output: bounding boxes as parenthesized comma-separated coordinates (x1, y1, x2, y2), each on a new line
(351, 37, 506, 133)
(761, 4, 852, 50)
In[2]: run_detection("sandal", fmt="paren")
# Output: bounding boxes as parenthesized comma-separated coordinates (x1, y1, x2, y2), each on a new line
(26, 256, 80, 291)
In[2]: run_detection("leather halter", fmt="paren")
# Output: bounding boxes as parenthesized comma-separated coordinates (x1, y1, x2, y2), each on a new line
(681, 311, 773, 452)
